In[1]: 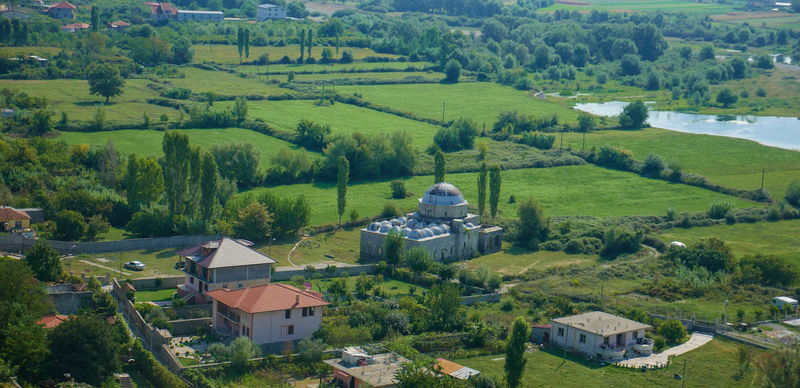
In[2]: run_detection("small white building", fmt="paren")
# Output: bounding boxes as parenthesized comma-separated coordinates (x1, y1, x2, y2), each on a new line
(177, 10, 224, 22)
(257, 3, 286, 21)
(772, 296, 798, 310)
(325, 348, 409, 388)
(550, 311, 652, 361)
(206, 283, 329, 346)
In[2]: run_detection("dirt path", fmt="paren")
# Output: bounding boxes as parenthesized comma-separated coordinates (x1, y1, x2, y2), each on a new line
(79, 259, 132, 276)
(286, 237, 308, 269)
(616, 333, 714, 368)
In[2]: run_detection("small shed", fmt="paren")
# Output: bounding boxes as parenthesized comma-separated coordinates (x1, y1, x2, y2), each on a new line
(772, 296, 798, 310)
(531, 324, 551, 344)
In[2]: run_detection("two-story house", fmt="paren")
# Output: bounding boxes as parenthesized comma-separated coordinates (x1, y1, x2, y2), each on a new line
(206, 283, 329, 347)
(175, 238, 276, 303)
(0, 207, 30, 232)
(45, 1, 76, 19)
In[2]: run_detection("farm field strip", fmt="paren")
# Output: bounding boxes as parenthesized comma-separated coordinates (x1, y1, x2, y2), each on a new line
(192, 44, 397, 64)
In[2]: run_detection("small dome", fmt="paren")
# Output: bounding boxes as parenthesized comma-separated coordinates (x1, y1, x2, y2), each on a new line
(390, 218, 402, 226)
(403, 227, 411, 236)
(398, 216, 407, 224)
(406, 219, 417, 228)
(441, 224, 451, 233)
(368, 222, 380, 231)
(421, 182, 466, 206)
(408, 230, 420, 239)
(431, 226, 443, 235)
(421, 228, 433, 238)
(379, 223, 391, 233)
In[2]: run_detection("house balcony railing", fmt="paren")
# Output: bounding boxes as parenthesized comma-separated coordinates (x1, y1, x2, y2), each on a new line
(598, 344, 626, 361)
(632, 338, 654, 356)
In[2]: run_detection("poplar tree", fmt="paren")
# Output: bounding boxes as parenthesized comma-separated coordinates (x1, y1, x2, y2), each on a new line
(244, 28, 250, 59)
(237, 27, 244, 62)
(489, 164, 501, 221)
(162, 131, 191, 215)
(91, 6, 99, 32)
(187, 147, 202, 218)
(200, 152, 218, 226)
(299, 29, 305, 62)
(307, 29, 312, 58)
(337, 156, 349, 226)
(477, 162, 487, 219)
(434, 149, 445, 183)
(505, 317, 530, 388)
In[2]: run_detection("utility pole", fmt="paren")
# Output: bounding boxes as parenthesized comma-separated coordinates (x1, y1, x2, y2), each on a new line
(560, 130, 564, 153)
(680, 360, 687, 388)
(761, 168, 765, 191)
(441, 102, 445, 123)
(582, 132, 586, 151)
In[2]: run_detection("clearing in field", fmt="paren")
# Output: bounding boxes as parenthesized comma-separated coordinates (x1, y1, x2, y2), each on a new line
(161, 67, 289, 96)
(560, 127, 800, 199)
(659, 219, 800, 264)
(192, 44, 397, 64)
(220, 99, 443, 146)
(0, 79, 178, 124)
(63, 249, 182, 279)
(252, 165, 756, 226)
(464, 244, 597, 275)
(57, 128, 307, 169)
(336, 82, 579, 128)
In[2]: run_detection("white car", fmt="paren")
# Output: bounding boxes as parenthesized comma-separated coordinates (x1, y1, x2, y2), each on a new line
(124, 261, 146, 271)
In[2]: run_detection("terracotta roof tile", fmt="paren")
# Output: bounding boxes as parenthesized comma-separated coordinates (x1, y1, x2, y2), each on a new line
(206, 283, 329, 314)
(0, 207, 30, 220)
(37, 314, 68, 329)
(51, 1, 76, 9)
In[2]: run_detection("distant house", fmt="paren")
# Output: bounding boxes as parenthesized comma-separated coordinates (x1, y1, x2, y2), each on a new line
(45, 1, 76, 19)
(109, 20, 131, 31)
(18, 208, 44, 223)
(206, 283, 329, 347)
(60, 22, 89, 33)
(0, 8, 30, 19)
(176, 10, 224, 22)
(531, 323, 551, 344)
(0, 207, 31, 232)
(435, 358, 480, 380)
(550, 311, 653, 361)
(772, 296, 798, 310)
(148, 2, 177, 19)
(1, 108, 15, 118)
(257, 3, 286, 21)
(37, 314, 68, 329)
(325, 347, 409, 388)
(175, 237, 277, 303)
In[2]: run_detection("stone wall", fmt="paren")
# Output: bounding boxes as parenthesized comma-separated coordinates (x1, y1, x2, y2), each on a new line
(169, 318, 212, 336)
(132, 276, 184, 290)
(0, 235, 221, 255)
(48, 290, 93, 314)
(461, 292, 502, 305)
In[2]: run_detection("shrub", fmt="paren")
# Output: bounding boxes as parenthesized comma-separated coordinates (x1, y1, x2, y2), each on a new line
(641, 154, 665, 177)
(382, 203, 400, 218)
(340, 50, 354, 63)
(519, 132, 556, 150)
(658, 319, 687, 344)
(434, 118, 478, 152)
(652, 335, 666, 352)
(601, 227, 643, 258)
(564, 237, 603, 254)
(390, 180, 407, 199)
(445, 59, 461, 83)
(164, 87, 192, 99)
(618, 101, 649, 129)
(596, 146, 635, 170)
(708, 202, 734, 219)
(540, 240, 562, 251)
(786, 180, 800, 207)
(756, 87, 767, 97)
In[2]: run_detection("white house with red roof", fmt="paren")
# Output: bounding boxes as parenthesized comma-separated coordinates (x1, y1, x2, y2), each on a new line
(45, 1, 76, 19)
(175, 237, 277, 303)
(148, 2, 178, 19)
(206, 283, 329, 346)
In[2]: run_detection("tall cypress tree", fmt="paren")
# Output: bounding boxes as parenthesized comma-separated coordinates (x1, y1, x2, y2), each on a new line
(489, 164, 501, 221)
(307, 29, 312, 58)
(434, 149, 445, 183)
(237, 27, 244, 62)
(200, 152, 218, 227)
(477, 162, 487, 219)
(244, 29, 250, 59)
(299, 29, 305, 62)
(162, 131, 191, 215)
(337, 156, 349, 226)
(505, 317, 530, 388)
(91, 6, 99, 32)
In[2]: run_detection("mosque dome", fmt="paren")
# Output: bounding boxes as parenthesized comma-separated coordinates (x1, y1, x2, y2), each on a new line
(421, 182, 466, 206)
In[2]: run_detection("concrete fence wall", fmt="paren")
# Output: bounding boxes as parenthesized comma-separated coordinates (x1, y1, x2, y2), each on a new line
(169, 318, 213, 336)
(462, 292, 502, 305)
(0, 235, 221, 255)
(132, 276, 185, 290)
(272, 264, 376, 281)
(49, 291, 93, 315)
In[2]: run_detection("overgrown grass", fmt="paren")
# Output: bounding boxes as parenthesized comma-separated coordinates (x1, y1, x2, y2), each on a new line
(161, 67, 290, 96)
(135, 289, 176, 302)
(276, 275, 426, 297)
(336, 82, 580, 129)
(254, 228, 363, 267)
(561, 127, 800, 199)
(293, 71, 443, 82)
(193, 44, 397, 64)
(250, 165, 756, 226)
(540, 0, 737, 14)
(464, 243, 597, 276)
(62, 249, 182, 279)
(57, 128, 308, 169)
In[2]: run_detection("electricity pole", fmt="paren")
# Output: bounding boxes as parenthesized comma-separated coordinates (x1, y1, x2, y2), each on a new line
(441, 102, 445, 123)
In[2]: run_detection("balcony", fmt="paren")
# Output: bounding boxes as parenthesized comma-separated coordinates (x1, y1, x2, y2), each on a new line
(632, 338, 654, 356)
(598, 344, 626, 361)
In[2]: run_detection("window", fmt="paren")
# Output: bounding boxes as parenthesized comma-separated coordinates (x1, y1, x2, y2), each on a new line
(616, 333, 623, 345)
(302, 307, 315, 317)
(285, 309, 291, 319)
(557, 327, 564, 337)
(189, 277, 194, 284)
(203, 283, 208, 292)
(302, 307, 307, 317)
(14, 221, 21, 228)
(222, 284, 228, 289)
(633, 331, 639, 339)
(579, 334, 586, 343)
(603, 337, 609, 345)
(282, 325, 295, 336)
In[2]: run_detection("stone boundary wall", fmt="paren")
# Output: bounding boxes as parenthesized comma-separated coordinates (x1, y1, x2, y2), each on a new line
(132, 276, 185, 290)
(461, 292, 502, 305)
(0, 235, 221, 255)
(169, 318, 212, 337)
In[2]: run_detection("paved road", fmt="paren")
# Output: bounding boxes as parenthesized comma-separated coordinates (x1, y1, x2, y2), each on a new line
(616, 333, 714, 368)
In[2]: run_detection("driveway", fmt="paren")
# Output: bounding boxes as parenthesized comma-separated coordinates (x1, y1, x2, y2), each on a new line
(616, 333, 714, 368)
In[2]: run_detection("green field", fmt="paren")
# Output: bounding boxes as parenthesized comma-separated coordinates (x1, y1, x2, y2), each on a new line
(0, 46, 66, 56)
(63, 249, 182, 279)
(250, 165, 757, 226)
(135, 288, 176, 302)
(162, 67, 290, 96)
(277, 275, 425, 297)
(456, 338, 762, 388)
(337, 82, 580, 128)
(464, 243, 597, 276)
(257, 61, 434, 74)
(561, 127, 800, 199)
(293, 71, 443, 82)
(57, 128, 305, 169)
(540, 0, 736, 14)
(193, 44, 397, 64)
(0, 79, 178, 123)
(659, 219, 800, 263)
(220, 99, 442, 146)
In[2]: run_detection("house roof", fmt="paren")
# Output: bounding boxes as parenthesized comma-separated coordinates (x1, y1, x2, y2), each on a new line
(150, 3, 178, 15)
(51, 1, 76, 9)
(177, 10, 223, 14)
(258, 3, 279, 8)
(110, 20, 130, 27)
(775, 296, 798, 303)
(206, 283, 329, 314)
(436, 358, 480, 380)
(532, 324, 552, 329)
(0, 207, 30, 221)
(176, 237, 276, 269)
(37, 314, 68, 329)
(324, 352, 408, 388)
(551, 311, 651, 337)
(61, 22, 89, 29)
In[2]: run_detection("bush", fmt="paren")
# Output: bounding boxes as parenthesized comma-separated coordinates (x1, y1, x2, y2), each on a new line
(54, 209, 86, 241)
(601, 227, 643, 258)
(390, 180, 407, 199)
(708, 202, 734, 219)
(382, 203, 401, 218)
(618, 101, 649, 129)
(786, 180, 800, 207)
(642, 154, 665, 177)
(434, 118, 478, 152)
(519, 132, 556, 150)
(445, 59, 461, 83)
(540, 240, 562, 251)
(564, 237, 603, 254)
(596, 146, 635, 170)
(658, 319, 687, 344)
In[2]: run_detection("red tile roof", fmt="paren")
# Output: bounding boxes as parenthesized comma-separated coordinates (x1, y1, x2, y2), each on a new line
(110, 20, 131, 27)
(37, 314, 68, 329)
(61, 22, 89, 30)
(51, 1, 76, 9)
(0, 207, 30, 221)
(207, 283, 329, 314)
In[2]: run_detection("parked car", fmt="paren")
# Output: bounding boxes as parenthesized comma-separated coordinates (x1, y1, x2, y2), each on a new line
(125, 261, 146, 271)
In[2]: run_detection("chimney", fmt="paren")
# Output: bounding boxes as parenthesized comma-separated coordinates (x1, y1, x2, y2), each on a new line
(296, 295, 300, 305)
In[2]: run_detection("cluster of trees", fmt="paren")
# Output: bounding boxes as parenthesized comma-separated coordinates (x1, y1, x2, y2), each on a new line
(433, 118, 478, 152)
(0, 18, 30, 46)
(493, 111, 560, 133)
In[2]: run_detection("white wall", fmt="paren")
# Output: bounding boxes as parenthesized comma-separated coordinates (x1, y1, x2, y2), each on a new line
(242, 306, 322, 345)
(550, 323, 647, 357)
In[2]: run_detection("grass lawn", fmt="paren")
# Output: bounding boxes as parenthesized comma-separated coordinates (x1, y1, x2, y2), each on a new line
(0, 46, 66, 56)
(539, 0, 736, 14)
(222, 99, 442, 147)
(336, 82, 580, 129)
(135, 288, 176, 302)
(57, 128, 307, 170)
(0, 79, 179, 124)
(464, 243, 597, 276)
(293, 71, 443, 82)
(193, 45, 396, 64)
(256, 61, 434, 74)
(456, 338, 763, 388)
(658, 220, 800, 264)
(251, 228, 362, 267)
(561, 128, 800, 199)
(162, 67, 291, 96)
(249, 165, 757, 226)
(62, 249, 182, 280)
(179, 357, 200, 367)
(277, 274, 425, 297)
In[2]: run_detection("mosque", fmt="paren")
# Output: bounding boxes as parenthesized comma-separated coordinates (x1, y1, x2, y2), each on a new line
(360, 182, 503, 261)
